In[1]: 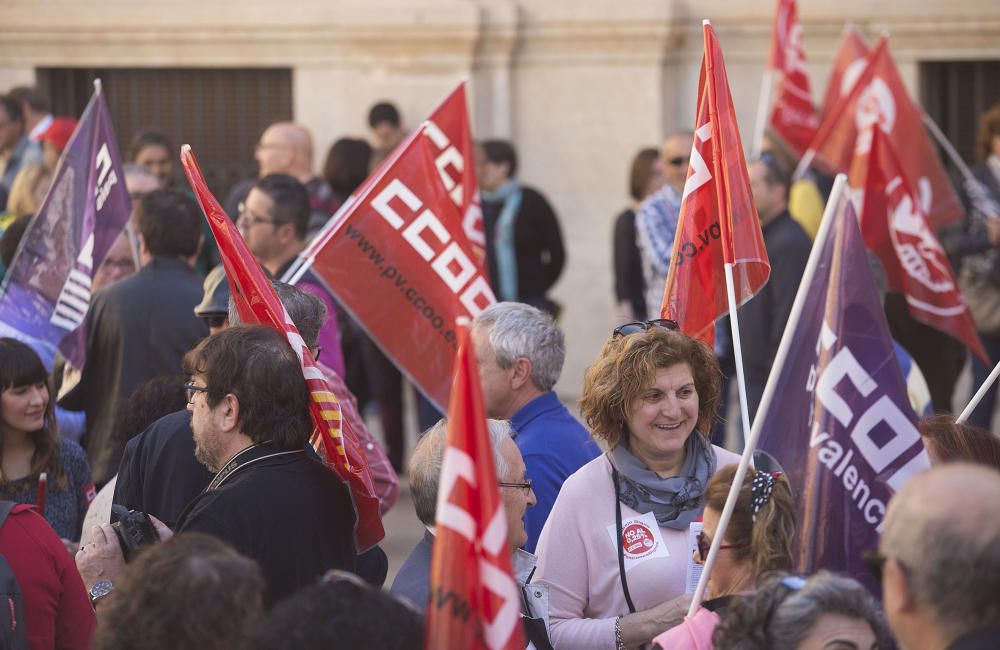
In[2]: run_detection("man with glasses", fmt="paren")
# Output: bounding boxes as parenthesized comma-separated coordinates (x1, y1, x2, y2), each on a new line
(60, 190, 207, 486)
(391, 417, 552, 649)
(635, 130, 693, 319)
(0, 94, 42, 210)
(877, 463, 1000, 650)
(236, 173, 345, 377)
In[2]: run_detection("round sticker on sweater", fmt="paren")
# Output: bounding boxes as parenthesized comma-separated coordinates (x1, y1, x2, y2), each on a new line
(607, 511, 670, 570)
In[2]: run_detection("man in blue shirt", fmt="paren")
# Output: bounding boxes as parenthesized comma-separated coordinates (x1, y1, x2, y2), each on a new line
(471, 302, 600, 552)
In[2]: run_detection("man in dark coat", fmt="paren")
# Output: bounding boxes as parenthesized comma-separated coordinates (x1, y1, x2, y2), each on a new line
(739, 155, 811, 423)
(60, 190, 207, 485)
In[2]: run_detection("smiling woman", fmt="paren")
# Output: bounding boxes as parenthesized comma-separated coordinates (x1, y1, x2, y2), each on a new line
(0, 338, 94, 542)
(531, 325, 740, 649)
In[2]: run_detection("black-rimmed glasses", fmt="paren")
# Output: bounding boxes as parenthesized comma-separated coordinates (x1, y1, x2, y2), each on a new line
(612, 318, 680, 338)
(184, 382, 209, 404)
(499, 478, 532, 494)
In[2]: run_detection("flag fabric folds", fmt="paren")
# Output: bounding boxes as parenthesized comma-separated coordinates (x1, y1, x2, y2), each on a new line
(179, 146, 384, 552)
(805, 36, 963, 229)
(756, 195, 929, 592)
(766, 0, 819, 156)
(661, 22, 771, 344)
(307, 125, 494, 412)
(425, 326, 524, 650)
(819, 25, 869, 120)
(0, 83, 131, 370)
(858, 129, 989, 363)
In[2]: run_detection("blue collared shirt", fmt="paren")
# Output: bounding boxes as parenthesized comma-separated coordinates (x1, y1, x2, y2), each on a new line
(511, 392, 601, 553)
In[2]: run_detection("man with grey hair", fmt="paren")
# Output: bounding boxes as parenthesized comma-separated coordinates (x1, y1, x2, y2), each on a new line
(471, 302, 599, 552)
(391, 417, 551, 648)
(878, 463, 1000, 650)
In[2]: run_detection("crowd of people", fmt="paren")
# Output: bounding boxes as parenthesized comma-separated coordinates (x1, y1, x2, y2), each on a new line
(0, 82, 999, 650)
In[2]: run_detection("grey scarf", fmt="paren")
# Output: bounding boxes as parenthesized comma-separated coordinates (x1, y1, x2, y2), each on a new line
(610, 433, 716, 530)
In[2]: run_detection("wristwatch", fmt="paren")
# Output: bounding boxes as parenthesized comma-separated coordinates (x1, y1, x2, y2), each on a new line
(89, 579, 113, 608)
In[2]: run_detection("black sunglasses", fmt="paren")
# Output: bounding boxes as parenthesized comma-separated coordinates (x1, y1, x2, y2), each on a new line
(666, 156, 687, 167)
(696, 531, 744, 562)
(203, 315, 227, 329)
(612, 318, 680, 338)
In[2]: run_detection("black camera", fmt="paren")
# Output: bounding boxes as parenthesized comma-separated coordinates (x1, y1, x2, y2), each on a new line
(110, 505, 159, 562)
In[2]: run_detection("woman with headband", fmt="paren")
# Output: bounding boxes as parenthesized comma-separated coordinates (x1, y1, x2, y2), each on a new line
(651, 464, 796, 649)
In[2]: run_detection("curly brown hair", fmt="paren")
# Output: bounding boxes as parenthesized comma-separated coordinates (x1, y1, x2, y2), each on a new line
(93, 533, 264, 650)
(705, 464, 796, 584)
(580, 328, 721, 448)
(976, 103, 1000, 162)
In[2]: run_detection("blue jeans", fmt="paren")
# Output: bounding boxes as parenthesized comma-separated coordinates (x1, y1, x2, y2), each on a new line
(968, 332, 1000, 431)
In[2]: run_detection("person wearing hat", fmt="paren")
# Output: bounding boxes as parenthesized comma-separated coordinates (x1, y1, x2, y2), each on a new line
(193, 265, 231, 335)
(39, 117, 78, 173)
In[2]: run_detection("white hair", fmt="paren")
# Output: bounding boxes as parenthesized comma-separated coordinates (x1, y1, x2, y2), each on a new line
(472, 302, 565, 391)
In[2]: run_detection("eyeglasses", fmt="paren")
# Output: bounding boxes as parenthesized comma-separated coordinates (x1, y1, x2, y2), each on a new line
(184, 382, 209, 404)
(237, 203, 278, 228)
(666, 156, 687, 167)
(499, 478, 532, 494)
(312, 345, 323, 362)
(612, 318, 680, 338)
(202, 315, 227, 329)
(696, 530, 745, 562)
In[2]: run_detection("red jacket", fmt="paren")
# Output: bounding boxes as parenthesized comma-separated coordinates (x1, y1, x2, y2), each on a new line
(0, 505, 95, 650)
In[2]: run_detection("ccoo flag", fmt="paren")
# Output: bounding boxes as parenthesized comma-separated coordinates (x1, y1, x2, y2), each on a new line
(819, 25, 869, 120)
(661, 21, 771, 345)
(755, 194, 929, 592)
(803, 36, 963, 230)
(767, 0, 819, 157)
(0, 82, 131, 370)
(858, 129, 989, 364)
(425, 326, 524, 650)
(179, 146, 384, 552)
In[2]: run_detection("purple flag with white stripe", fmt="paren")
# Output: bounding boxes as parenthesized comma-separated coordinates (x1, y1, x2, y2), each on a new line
(0, 82, 130, 370)
(755, 198, 929, 592)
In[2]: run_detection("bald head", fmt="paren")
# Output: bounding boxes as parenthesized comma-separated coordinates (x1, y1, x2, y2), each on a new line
(881, 464, 1000, 644)
(255, 122, 315, 181)
(661, 131, 693, 194)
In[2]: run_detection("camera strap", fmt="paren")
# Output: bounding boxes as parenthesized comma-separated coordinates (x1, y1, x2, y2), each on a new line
(206, 442, 305, 492)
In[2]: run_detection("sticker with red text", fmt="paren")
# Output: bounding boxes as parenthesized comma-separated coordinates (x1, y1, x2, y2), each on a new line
(606, 510, 669, 571)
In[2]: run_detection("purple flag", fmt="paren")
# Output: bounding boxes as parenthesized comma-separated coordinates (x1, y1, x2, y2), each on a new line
(0, 82, 131, 370)
(755, 197, 929, 592)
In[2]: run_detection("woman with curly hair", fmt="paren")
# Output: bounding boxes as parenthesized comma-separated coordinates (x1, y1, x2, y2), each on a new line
(532, 321, 740, 649)
(711, 571, 891, 650)
(652, 464, 796, 649)
(0, 337, 93, 543)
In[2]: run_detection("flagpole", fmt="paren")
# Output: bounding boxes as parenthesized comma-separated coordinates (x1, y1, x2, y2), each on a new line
(921, 111, 1000, 219)
(280, 194, 357, 285)
(957, 358, 1000, 423)
(688, 173, 848, 617)
(752, 71, 775, 158)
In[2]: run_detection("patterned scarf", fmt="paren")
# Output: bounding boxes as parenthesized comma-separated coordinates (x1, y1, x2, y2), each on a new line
(610, 432, 716, 530)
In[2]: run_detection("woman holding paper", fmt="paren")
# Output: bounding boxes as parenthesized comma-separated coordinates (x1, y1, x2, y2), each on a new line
(0, 338, 93, 543)
(532, 321, 739, 649)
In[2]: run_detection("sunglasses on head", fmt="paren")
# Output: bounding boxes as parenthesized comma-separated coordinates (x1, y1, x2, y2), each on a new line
(612, 318, 680, 339)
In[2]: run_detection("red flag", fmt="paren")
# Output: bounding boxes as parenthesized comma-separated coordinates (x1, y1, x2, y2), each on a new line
(309, 126, 494, 412)
(858, 129, 989, 363)
(805, 37, 963, 229)
(423, 82, 486, 262)
(820, 25, 869, 120)
(661, 22, 771, 345)
(767, 0, 819, 157)
(179, 146, 385, 551)
(425, 326, 524, 650)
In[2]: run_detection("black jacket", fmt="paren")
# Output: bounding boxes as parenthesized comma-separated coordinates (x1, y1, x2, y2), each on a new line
(613, 208, 646, 319)
(60, 258, 207, 484)
(175, 444, 357, 607)
(482, 185, 566, 306)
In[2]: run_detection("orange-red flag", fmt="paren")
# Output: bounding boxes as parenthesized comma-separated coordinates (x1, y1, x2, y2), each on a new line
(858, 129, 989, 364)
(661, 22, 771, 345)
(767, 0, 819, 157)
(805, 37, 963, 229)
(179, 146, 384, 551)
(820, 25, 869, 120)
(425, 326, 524, 650)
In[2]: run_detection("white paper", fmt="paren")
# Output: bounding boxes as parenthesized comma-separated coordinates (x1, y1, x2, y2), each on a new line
(685, 520, 704, 594)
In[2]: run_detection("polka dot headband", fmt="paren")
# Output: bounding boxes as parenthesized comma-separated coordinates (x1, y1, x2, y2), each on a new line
(751, 471, 781, 522)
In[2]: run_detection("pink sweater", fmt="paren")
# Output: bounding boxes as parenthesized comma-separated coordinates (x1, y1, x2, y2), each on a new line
(532, 446, 740, 649)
